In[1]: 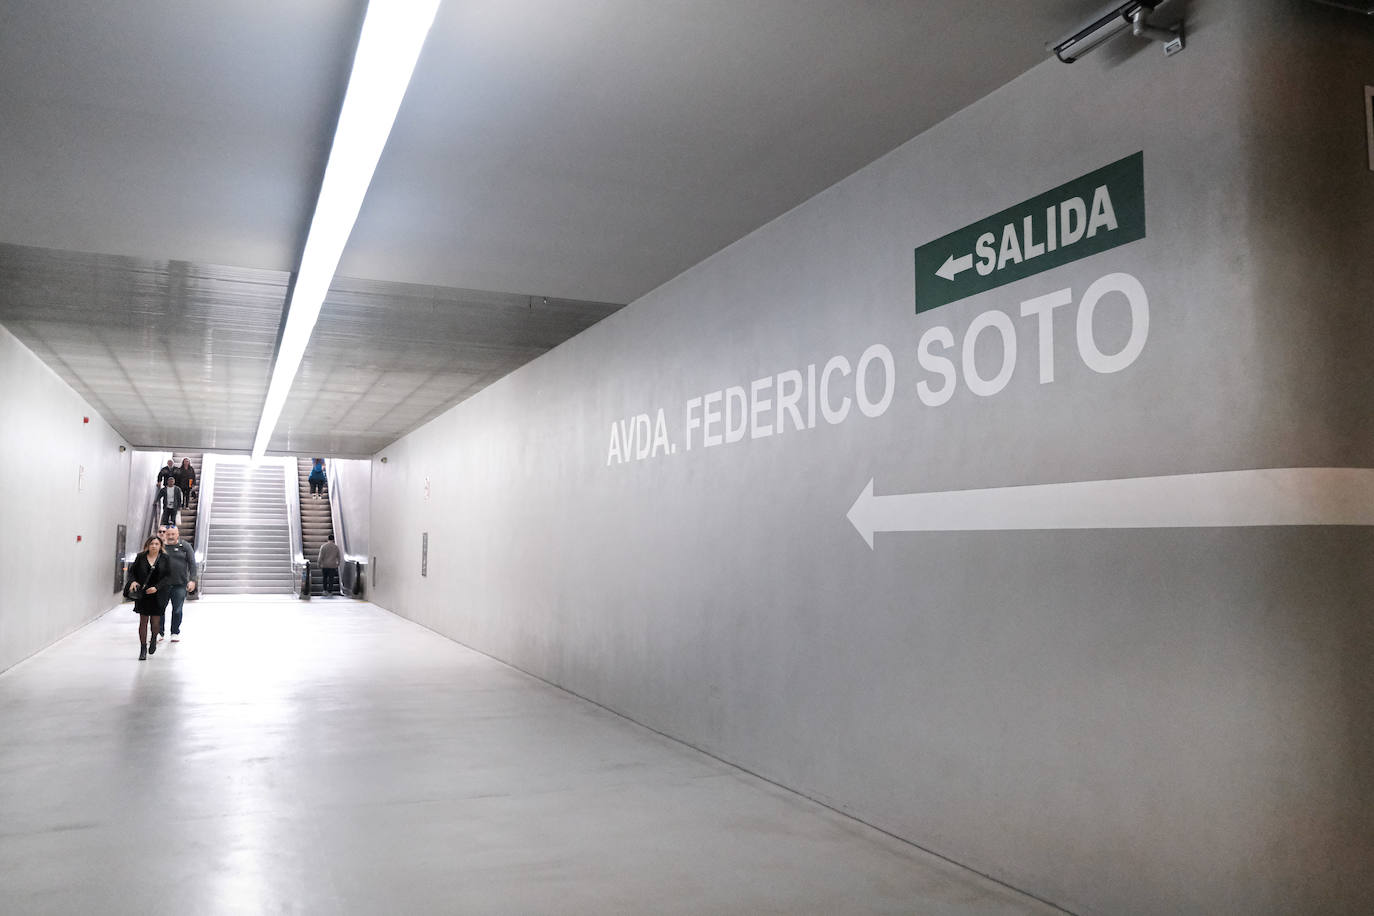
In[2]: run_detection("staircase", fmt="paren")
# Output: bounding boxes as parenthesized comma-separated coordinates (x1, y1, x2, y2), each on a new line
(297, 458, 338, 596)
(170, 452, 202, 545)
(199, 462, 296, 595)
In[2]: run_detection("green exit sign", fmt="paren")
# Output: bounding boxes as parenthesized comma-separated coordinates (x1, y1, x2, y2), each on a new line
(915, 152, 1145, 313)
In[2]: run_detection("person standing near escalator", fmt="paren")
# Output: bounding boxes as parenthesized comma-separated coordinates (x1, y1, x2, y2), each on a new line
(317, 535, 341, 597)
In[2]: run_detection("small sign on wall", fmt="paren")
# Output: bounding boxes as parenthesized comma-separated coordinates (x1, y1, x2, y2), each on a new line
(913, 152, 1145, 313)
(421, 532, 428, 577)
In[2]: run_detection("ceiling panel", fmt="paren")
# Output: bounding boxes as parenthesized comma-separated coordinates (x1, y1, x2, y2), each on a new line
(0, 243, 286, 450)
(268, 276, 622, 456)
(0, 243, 621, 455)
(0, 0, 366, 271)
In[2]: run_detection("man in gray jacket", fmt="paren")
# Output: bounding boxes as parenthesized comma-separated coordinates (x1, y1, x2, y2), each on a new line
(318, 535, 342, 597)
(160, 525, 197, 640)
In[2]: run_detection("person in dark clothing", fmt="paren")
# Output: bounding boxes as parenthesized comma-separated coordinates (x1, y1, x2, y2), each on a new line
(317, 534, 341, 596)
(125, 535, 170, 660)
(160, 525, 197, 641)
(308, 458, 327, 498)
(159, 478, 183, 526)
(157, 459, 177, 488)
(175, 457, 196, 505)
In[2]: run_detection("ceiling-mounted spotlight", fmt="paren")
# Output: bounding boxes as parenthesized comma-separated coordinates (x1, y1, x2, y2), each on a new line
(380, 456, 388, 463)
(1050, 1, 1183, 63)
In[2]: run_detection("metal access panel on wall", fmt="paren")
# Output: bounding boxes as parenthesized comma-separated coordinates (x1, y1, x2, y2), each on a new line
(114, 524, 126, 594)
(421, 533, 428, 577)
(1366, 86, 1373, 172)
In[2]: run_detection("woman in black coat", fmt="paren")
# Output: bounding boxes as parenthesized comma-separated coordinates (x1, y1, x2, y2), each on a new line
(176, 457, 196, 503)
(126, 534, 171, 660)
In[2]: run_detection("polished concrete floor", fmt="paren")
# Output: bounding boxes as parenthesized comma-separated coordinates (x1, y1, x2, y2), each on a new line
(0, 597, 1060, 915)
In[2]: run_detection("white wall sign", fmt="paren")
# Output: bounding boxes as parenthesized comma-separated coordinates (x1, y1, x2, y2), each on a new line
(605, 342, 897, 467)
(605, 271, 1150, 468)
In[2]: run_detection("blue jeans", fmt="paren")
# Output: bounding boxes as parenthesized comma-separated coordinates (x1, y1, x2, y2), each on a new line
(167, 585, 187, 635)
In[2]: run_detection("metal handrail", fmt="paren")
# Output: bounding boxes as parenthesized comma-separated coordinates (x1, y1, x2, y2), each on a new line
(325, 458, 365, 596)
(193, 455, 218, 574)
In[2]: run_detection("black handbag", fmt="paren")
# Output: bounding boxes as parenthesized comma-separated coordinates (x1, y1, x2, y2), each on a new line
(124, 555, 147, 600)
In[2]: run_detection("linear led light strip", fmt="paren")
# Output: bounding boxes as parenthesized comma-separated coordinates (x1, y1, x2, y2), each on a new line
(252, 0, 442, 459)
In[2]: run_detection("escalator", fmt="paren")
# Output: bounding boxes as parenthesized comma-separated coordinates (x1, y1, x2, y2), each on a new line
(296, 458, 338, 596)
(169, 452, 201, 545)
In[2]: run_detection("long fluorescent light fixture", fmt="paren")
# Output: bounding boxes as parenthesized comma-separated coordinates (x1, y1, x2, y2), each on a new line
(252, 0, 441, 458)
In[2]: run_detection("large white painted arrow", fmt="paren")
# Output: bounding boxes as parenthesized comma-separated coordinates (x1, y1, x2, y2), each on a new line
(935, 252, 974, 281)
(846, 467, 1374, 549)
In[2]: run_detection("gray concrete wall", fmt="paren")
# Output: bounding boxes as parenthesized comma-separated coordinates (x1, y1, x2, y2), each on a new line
(369, 4, 1374, 912)
(327, 457, 371, 562)
(0, 324, 131, 673)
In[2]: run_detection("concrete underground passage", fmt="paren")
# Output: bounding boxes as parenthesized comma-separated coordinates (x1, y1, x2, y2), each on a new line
(2, 3, 1372, 914)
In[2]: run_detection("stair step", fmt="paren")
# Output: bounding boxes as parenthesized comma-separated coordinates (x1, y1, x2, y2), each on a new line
(206, 544, 291, 550)
(207, 544, 291, 550)
(203, 566, 294, 572)
(201, 579, 295, 585)
(201, 578, 295, 584)
(206, 543, 291, 549)
(199, 576, 292, 585)
(200, 587, 295, 594)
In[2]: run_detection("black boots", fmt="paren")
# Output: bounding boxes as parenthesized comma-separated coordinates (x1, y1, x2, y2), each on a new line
(139, 643, 147, 661)
(147, 634, 157, 655)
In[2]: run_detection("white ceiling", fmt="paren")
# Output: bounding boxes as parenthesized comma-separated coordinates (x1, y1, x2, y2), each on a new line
(0, 0, 1102, 454)
(0, 0, 362, 273)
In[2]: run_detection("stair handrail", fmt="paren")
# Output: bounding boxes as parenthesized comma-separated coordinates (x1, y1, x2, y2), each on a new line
(325, 458, 347, 554)
(128, 451, 173, 558)
(287, 459, 305, 578)
(144, 491, 161, 544)
(193, 454, 220, 573)
(325, 458, 366, 596)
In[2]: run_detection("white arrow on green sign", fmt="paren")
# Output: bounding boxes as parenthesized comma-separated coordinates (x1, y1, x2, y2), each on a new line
(914, 152, 1145, 313)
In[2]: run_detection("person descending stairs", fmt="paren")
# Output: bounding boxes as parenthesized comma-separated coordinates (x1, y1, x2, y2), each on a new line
(169, 452, 202, 549)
